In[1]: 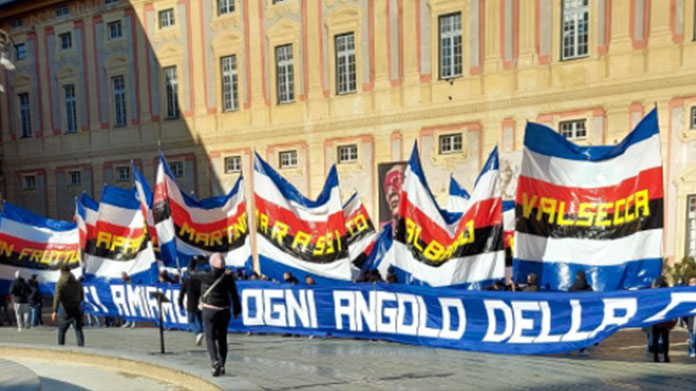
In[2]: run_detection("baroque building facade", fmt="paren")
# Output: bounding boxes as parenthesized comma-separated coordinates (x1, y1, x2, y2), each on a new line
(0, 0, 695, 265)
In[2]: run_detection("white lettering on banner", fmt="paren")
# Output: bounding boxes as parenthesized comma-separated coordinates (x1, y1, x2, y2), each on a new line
(243, 289, 318, 328)
(561, 300, 591, 342)
(377, 291, 397, 333)
(334, 291, 466, 340)
(536, 301, 562, 343)
(438, 298, 466, 339)
(111, 285, 130, 316)
(645, 292, 696, 322)
(590, 298, 637, 338)
(145, 287, 160, 320)
(483, 300, 513, 342)
(509, 301, 539, 344)
(127, 285, 149, 318)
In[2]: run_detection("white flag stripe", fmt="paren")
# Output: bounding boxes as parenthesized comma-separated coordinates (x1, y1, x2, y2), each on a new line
(257, 235, 352, 280)
(515, 229, 663, 266)
(163, 176, 245, 224)
(95, 202, 147, 229)
(254, 172, 343, 221)
(520, 134, 661, 189)
(0, 218, 81, 245)
(392, 242, 505, 287)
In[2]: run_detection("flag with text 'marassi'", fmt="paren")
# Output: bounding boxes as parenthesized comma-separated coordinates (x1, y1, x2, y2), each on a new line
(513, 108, 663, 291)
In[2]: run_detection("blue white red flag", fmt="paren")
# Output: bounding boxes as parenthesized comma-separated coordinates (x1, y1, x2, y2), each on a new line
(343, 192, 377, 269)
(391, 144, 505, 288)
(513, 108, 663, 291)
(253, 153, 352, 283)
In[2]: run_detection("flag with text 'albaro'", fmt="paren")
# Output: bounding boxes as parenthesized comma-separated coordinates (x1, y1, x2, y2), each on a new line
(82, 185, 157, 284)
(513, 108, 663, 291)
(392, 144, 505, 288)
(151, 154, 251, 271)
(0, 202, 81, 291)
(253, 153, 352, 283)
(343, 192, 377, 269)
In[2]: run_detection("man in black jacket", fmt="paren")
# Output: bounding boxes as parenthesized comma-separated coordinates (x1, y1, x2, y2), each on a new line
(52, 264, 84, 346)
(10, 270, 30, 331)
(180, 256, 204, 345)
(191, 253, 241, 377)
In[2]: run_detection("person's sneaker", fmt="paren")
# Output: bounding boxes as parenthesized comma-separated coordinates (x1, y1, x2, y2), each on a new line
(211, 362, 222, 377)
(195, 333, 204, 346)
(690, 352, 696, 358)
(120, 322, 129, 328)
(129, 322, 135, 329)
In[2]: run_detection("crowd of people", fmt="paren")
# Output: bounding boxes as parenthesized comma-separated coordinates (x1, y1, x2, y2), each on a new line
(3, 260, 696, 376)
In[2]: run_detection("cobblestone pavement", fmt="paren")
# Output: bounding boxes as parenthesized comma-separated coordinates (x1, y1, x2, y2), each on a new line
(1, 325, 695, 391)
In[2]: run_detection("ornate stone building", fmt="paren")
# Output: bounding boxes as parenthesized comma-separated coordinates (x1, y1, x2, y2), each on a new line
(0, 0, 695, 264)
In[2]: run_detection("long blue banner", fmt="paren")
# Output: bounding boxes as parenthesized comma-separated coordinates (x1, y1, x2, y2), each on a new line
(82, 281, 696, 355)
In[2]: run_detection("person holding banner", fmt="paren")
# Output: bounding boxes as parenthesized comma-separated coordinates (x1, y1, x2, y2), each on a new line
(191, 253, 241, 377)
(52, 264, 85, 347)
(180, 257, 204, 346)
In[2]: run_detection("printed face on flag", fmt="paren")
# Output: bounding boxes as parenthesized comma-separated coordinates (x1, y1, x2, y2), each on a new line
(378, 162, 407, 228)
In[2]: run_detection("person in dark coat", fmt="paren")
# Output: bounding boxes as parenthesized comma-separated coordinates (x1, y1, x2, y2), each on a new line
(28, 274, 42, 326)
(523, 273, 539, 292)
(283, 272, 299, 285)
(190, 253, 241, 377)
(52, 264, 84, 346)
(652, 276, 675, 362)
(569, 270, 592, 292)
(180, 257, 204, 345)
(10, 270, 31, 331)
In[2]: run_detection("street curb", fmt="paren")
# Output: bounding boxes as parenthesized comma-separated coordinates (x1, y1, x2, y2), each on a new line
(0, 343, 261, 391)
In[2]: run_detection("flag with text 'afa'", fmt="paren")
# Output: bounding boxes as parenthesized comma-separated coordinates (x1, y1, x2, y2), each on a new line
(0, 202, 81, 291)
(152, 154, 251, 270)
(343, 192, 377, 269)
(83, 185, 157, 284)
(253, 153, 352, 283)
(513, 108, 663, 291)
(392, 144, 505, 288)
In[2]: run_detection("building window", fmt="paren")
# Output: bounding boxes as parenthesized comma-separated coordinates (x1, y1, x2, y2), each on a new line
(59, 32, 72, 50)
(15, 43, 26, 60)
(11, 19, 23, 28)
(687, 195, 696, 258)
(279, 150, 298, 169)
(224, 156, 242, 174)
(221, 55, 238, 112)
(439, 133, 463, 154)
(335, 33, 356, 95)
(108, 21, 122, 39)
(559, 119, 587, 140)
(690, 107, 696, 129)
(561, 0, 589, 60)
(105, 0, 119, 4)
(170, 161, 184, 178)
(23, 175, 36, 190)
(64, 84, 77, 133)
(116, 166, 130, 182)
(56, 5, 70, 17)
(164, 67, 179, 119)
(68, 171, 81, 186)
(439, 13, 462, 79)
(337, 144, 358, 163)
(159, 9, 175, 28)
(18, 93, 31, 138)
(275, 44, 294, 104)
(112, 75, 127, 127)
(218, 0, 234, 15)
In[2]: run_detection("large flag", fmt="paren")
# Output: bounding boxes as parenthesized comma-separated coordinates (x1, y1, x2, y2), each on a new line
(83, 185, 157, 283)
(343, 192, 377, 269)
(392, 144, 504, 288)
(152, 154, 251, 271)
(75, 193, 98, 250)
(513, 108, 663, 291)
(253, 153, 352, 283)
(0, 202, 81, 292)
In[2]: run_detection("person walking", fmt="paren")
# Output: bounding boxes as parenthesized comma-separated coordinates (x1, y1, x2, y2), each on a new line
(28, 274, 42, 327)
(52, 264, 85, 346)
(10, 270, 31, 331)
(190, 253, 241, 377)
(180, 257, 204, 346)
